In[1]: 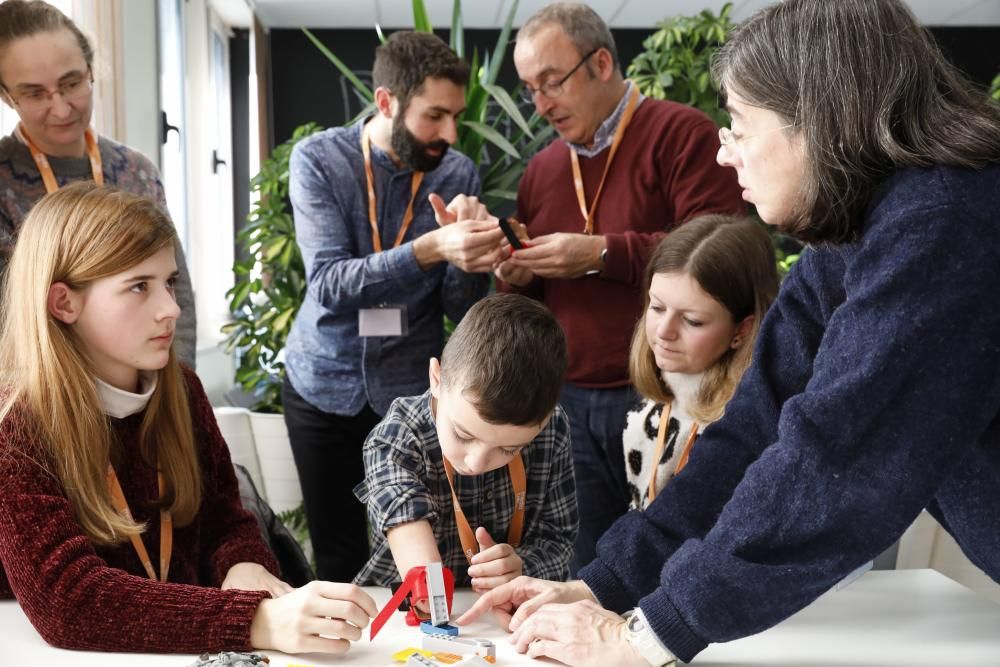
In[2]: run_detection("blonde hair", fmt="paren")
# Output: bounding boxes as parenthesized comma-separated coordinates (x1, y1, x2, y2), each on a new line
(629, 215, 779, 423)
(0, 183, 201, 546)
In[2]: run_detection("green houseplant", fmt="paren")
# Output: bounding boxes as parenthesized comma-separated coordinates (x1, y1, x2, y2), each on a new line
(991, 73, 1000, 101)
(222, 122, 322, 412)
(303, 0, 551, 213)
(627, 2, 734, 128)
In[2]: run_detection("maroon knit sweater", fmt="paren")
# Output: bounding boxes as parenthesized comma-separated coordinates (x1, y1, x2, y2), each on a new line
(503, 97, 744, 387)
(0, 367, 279, 652)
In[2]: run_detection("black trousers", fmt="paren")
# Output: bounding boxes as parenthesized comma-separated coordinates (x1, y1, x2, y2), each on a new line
(282, 378, 382, 582)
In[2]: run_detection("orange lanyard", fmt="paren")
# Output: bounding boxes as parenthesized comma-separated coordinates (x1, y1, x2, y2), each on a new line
(442, 455, 526, 564)
(648, 400, 699, 504)
(569, 84, 640, 235)
(106, 463, 172, 582)
(18, 123, 103, 194)
(361, 121, 424, 252)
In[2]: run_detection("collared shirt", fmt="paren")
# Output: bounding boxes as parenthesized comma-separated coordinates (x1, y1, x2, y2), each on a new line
(353, 391, 579, 586)
(567, 80, 646, 158)
(285, 123, 489, 416)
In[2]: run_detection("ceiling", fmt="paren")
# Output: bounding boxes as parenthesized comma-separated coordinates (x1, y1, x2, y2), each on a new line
(245, 0, 1000, 29)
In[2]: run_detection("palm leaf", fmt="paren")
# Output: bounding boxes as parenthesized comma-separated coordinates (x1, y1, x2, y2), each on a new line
(302, 28, 373, 102)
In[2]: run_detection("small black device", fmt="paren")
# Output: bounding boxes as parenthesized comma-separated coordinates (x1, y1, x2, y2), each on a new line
(498, 217, 524, 250)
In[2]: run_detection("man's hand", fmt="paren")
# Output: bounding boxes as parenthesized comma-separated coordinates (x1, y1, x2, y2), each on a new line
(249, 580, 377, 654)
(510, 600, 650, 667)
(414, 219, 505, 272)
(504, 232, 606, 279)
(221, 562, 293, 598)
(454, 576, 596, 631)
(468, 526, 523, 593)
(428, 193, 489, 226)
(494, 256, 536, 287)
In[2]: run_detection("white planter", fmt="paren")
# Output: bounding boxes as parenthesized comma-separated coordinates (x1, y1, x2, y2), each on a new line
(249, 411, 304, 515)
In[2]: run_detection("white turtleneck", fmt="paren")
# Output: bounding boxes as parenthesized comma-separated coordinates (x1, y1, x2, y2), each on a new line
(96, 372, 158, 418)
(622, 371, 706, 510)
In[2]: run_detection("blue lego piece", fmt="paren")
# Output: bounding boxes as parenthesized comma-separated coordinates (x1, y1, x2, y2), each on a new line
(420, 620, 459, 636)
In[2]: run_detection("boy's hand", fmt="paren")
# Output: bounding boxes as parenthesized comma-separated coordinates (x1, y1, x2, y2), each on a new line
(468, 526, 523, 592)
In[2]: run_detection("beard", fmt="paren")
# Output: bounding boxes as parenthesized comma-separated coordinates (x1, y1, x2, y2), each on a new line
(391, 113, 450, 172)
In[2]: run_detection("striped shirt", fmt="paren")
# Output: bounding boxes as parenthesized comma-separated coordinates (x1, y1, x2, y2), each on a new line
(353, 391, 578, 586)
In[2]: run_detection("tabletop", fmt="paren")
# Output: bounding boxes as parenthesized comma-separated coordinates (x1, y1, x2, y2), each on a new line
(2, 569, 999, 666)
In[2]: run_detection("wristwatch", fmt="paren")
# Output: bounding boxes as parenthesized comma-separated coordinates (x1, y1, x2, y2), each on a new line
(625, 607, 676, 667)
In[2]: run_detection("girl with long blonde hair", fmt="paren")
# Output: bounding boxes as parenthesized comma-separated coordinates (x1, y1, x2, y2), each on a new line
(0, 183, 376, 654)
(623, 214, 778, 509)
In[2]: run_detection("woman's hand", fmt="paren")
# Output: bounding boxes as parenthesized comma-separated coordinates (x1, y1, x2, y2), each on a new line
(512, 600, 649, 667)
(455, 576, 596, 631)
(221, 562, 293, 598)
(468, 526, 523, 593)
(249, 581, 377, 654)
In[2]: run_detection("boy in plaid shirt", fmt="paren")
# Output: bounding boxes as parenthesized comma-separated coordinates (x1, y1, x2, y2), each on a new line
(353, 294, 578, 591)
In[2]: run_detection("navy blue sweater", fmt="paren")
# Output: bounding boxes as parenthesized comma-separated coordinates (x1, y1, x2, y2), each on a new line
(580, 164, 1000, 662)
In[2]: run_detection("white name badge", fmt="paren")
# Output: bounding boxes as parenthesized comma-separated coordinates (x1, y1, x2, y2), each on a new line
(359, 305, 407, 337)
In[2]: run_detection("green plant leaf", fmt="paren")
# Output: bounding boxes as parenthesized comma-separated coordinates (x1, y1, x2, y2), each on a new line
(462, 120, 520, 159)
(412, 0, 432, 33)
(486, 0, 519, 85)
(450, 0, 464, 58)
(483, 83, 533, 137)
(302, 28, 373, 102)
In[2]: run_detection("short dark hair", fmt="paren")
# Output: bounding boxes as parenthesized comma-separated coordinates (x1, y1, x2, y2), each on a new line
(518, 2, 620, 71)
(0, 0, 94, 91)
(440, 294, 567, 426)
(372, 31, 470, 109)
(712, 0, 1000, 245)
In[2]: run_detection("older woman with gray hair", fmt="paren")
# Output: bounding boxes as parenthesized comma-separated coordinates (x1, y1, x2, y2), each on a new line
(456, 1, 1000, 665)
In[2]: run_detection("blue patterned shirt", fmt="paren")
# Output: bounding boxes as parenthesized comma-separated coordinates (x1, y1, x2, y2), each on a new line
(285, 123, 489, 415)
(353, 391, 578, 586)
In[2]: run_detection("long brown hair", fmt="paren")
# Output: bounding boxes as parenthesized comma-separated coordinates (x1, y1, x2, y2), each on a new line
(712, 0, 1000, 244)
(0, 183, 201, 546)
(0, 0, 94, 89)
(629, 215, 778, 422)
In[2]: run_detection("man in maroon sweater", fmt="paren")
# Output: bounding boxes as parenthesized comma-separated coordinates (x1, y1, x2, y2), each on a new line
(495, 2, 744, 574)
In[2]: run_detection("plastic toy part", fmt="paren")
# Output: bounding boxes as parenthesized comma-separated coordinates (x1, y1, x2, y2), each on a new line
(454, 657, 495, 667)
(425, 561, 450, 626)
(405, 654, 437, 667)
(370, 564, 456, 640)
(392, 647, 435, 662)
(420, 620, 459, 636)
(187, 653, 269, 667)
(421, 634, 496, 659)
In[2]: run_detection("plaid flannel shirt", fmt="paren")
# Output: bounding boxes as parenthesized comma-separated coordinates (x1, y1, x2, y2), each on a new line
(353, 391, 578, 586)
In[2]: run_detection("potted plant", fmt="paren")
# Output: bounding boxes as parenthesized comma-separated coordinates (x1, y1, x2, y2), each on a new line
(221, 122, 322, 527)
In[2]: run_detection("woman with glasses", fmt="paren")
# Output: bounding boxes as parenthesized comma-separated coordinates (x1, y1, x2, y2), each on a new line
(458, 1, 1000, 666)
(0, 0, 196, 367)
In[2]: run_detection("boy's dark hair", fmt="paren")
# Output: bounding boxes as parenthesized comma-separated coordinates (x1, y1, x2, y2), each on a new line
(372, 30, 470, 110)
(440, 294, 567, 426)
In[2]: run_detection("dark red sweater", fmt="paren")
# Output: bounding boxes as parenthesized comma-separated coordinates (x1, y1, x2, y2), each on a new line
(0, 368, 279, 653)
(504, 98, 744, 387)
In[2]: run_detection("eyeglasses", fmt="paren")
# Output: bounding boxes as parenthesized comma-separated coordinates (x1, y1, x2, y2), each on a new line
(718, 123, 794, 149)
(5, 70, 93, 113)
(519, 48, 599, 105)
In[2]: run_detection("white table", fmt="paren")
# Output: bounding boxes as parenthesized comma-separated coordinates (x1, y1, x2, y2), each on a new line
(2, 570, 998, 666)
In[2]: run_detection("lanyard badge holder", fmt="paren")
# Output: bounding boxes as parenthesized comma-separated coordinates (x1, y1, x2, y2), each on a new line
(358, 121, 422, 338)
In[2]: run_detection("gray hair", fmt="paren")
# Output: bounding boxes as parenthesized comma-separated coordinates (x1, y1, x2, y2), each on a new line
(518, 2, 620, 72)
(712, 0, 1000, 244)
